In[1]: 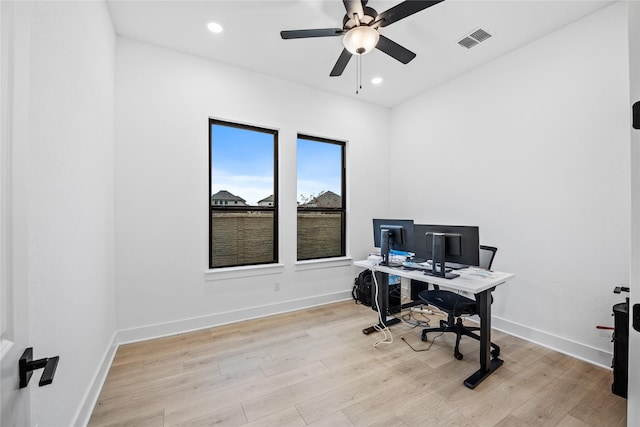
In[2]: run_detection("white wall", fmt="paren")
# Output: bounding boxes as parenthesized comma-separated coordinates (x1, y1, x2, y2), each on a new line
(390, 2, 629, 366)
(114, 38, 390, 338)
(14, 2, 116, 426)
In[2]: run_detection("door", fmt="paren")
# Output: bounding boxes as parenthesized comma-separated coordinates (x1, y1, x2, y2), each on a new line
(629, 1, 640, 425)
(1, 2, 31, 425)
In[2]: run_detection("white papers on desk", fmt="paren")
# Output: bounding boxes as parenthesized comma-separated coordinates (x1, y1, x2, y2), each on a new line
(402, 260, 432, 270)
(389, 254, 408, 265)
(466, 267, 500, 278)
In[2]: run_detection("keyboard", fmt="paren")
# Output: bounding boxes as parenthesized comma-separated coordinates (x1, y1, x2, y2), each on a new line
(445, 262, 470, 270)
(404, 260, 467, 271)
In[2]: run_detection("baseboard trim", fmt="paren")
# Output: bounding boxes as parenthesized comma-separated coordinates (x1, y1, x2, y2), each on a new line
(491, 315, 613, 369)
(72, 331, 119, 427)
(116, 290, 352, 345)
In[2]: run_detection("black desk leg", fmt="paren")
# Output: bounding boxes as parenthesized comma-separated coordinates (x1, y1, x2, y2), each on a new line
(463, 288, 503, 388)
(362, 270, 400, 335)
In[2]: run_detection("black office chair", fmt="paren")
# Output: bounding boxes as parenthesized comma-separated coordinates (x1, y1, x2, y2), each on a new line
(417, 245, 499, 360)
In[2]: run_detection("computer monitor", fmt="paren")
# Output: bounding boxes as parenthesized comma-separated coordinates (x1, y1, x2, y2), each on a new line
(372, 219, 414, 266)
(413, 224, 480, 278)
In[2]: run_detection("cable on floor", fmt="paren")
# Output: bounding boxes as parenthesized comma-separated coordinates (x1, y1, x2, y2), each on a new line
(400, 331, 444, 352)
(371, 266, 393, 348)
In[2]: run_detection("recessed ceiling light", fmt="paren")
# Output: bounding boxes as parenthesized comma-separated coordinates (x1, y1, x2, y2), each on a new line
(207, 22, 223, 34)
(371, 77, 383, 85)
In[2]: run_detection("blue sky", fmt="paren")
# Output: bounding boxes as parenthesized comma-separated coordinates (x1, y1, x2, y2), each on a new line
(297, 137, 342, 203)
(211, 123, 341, 205)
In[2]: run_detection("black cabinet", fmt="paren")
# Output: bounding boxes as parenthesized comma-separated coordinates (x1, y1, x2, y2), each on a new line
(611, 300, 628, 399)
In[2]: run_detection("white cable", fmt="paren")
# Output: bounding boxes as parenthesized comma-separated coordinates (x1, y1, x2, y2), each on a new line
(370, 265, 393, 347)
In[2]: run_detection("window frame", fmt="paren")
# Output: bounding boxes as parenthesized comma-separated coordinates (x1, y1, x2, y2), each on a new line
(208, 118, 279, 269)
(296, 134, 346, 261)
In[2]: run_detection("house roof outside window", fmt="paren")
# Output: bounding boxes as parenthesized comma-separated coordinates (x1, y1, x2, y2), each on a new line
(211, 190, 248, 206)
(300, 191, 341, 208)
(257, 194, 274, 206)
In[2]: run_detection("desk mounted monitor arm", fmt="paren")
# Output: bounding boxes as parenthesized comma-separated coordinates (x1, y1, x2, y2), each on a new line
(380, 225, 403, 266)
(425, 232, 460, 279)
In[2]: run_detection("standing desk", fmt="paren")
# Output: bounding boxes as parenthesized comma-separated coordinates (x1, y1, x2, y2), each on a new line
(354, 260, 514, 389)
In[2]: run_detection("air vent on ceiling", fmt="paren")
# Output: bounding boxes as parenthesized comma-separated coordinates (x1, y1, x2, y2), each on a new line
(458, 28, 492, 49)
(458, 37, 478, 49)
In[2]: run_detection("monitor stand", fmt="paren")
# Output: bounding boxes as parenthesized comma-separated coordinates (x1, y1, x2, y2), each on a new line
(429, 233, 460, 279)
(380, 229, 391, 266)
(424, 270, 459, 280)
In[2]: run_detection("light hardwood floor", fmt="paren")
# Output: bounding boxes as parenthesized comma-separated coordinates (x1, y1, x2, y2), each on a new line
(88, 301, 627, 427)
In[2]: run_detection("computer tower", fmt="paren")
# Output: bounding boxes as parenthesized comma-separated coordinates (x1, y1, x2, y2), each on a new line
(371, 280, 402, 314)
(388, 282, 401, 313)
(410, 279, 429, 302)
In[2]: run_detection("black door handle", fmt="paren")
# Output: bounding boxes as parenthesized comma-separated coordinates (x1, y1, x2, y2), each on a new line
(634, 304, 640, 333)
(19, 347, 59, 388)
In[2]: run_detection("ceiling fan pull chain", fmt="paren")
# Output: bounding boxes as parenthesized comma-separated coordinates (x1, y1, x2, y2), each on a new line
(359, 55, 363, 92)
(356, 55, 360, 94)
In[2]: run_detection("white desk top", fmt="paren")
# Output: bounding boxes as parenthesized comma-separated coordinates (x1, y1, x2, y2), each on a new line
(354, 260, 514, 294)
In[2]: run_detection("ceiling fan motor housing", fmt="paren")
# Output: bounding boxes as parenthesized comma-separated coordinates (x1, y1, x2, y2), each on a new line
(343, 6, 378, 30)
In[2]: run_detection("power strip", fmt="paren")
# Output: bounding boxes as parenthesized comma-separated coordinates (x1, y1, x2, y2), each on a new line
(413, 307, 434, 315)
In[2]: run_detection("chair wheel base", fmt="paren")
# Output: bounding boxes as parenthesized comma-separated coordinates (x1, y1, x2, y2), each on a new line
(455, 352, 463, 360)
(421, 331, 428, 342)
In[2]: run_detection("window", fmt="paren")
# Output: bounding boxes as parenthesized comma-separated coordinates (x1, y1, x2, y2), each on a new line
(209, 119, 278, 268)
(297, 135, 346, 260)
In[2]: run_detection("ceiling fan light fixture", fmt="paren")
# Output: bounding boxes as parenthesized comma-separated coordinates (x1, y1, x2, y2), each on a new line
(343, 26, 379, 55)
(207, 22, 223, 34)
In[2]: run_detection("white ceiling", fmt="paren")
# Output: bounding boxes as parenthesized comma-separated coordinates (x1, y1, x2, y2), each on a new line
(106, 0, 617, 108)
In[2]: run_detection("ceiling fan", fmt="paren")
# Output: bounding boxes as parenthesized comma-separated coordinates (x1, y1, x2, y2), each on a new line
(280, 0, 445, 77)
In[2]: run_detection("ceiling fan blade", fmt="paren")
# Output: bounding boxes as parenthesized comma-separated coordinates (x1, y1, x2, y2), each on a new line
(375, 35, 416, 64)
(280, 28, 344, 39)
(330, 49, 353, 77)
(343, 0, 365, 20)
(376, 0, 444, 28)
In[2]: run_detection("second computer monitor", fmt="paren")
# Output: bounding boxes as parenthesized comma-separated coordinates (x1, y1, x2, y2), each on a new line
(372, 219, 415, 266)
(413, 224, 480, 268)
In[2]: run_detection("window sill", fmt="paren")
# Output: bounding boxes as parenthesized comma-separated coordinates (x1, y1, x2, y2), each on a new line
(204, 263, 285, 281)
(295, 256, 353, 271)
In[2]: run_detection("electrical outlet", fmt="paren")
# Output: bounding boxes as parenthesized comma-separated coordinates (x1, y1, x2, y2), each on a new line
(274, 281, 280, 292)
